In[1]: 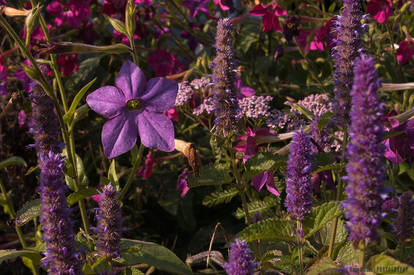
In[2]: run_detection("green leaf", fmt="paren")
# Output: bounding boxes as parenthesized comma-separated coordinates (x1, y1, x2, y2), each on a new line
(187, 164, 232, 187)
(307, 257, 341, 275)
(62, 149, 88, 190)
(291, 103, 314, 120)
(334, 241, 361, 264)
(243, 152, 286, 181)
(234, 196, 280, 219)
(108, 160, 120, 190)
(124, 267, 144, 275)
(105, 15, 127, 35)
(316, 219, 347, 246)
(367, 255, 414, 274)
(67, 187, 97, 206)
(63, 77, 96, 124)
(317, 112, 333, 132)
(303, 202, 343, 239)
(0, 156, 26, 169)
(237, 218, 296, 242)
(118, 239, 192, 275)
(15, 199, 41, 226)
(0, 249, 41, 264)
(202, 187, 239, 207)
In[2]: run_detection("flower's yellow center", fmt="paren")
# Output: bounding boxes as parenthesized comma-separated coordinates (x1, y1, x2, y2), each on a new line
(126, 99, 142, 111)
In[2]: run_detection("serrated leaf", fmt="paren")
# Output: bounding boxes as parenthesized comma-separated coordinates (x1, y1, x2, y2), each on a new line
(303, 202, 343, 239)
(0, 156, 26, 169)
(63, 77, 96, 124)
(0, 249, 41, 264)
(307, 257, 341, 275)
(244, 152, 285, 181)
(367, 255, 414, 274)
(316, 219, 347, 246)
(67, 187, 97, 206)
(238, 218, 296, 242)
(334, 242, 361, 264)
(15, 199, 41, 226)
(202, 187, 239, 207)
(234, 196, 279, 219)
(105, 15, 127, 35)
(118, 239, 192, 275)
(188, 164, 232, 187)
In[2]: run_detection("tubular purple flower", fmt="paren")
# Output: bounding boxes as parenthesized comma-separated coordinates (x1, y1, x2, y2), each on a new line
(96, 184, 123, 263)
(343, 54, 386, 247)
(285, 129, 313, 221)
(332, 0, 363, 127)
(224, 239, 258, 275)
(30, 87, 61, 161)
(212, 18, 239, 136)
(394, 191, 414, 246)
(38, 151, 82, 275)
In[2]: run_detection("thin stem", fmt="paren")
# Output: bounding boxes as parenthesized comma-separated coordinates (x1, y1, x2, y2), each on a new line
(297, 220, 304, 275)
(129, 35, 139, 65)
(359, 243, 365, 268)
(119, 144, 145, 201)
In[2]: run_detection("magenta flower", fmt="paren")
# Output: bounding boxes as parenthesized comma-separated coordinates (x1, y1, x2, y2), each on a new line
(164, 108, 179, 122)
(234, 127, 276, 162)
(250, 2, 287, 32)
(138, 151, 154, 179)
(397, 37, 414, 65)
(46, 0, 90, 28)
(213, 0, 232, 11)
(384, 117, 414, 164)
(86, 61, 178, 158)
(182, 0, 209, 17)
(252, 170, 280, 196)
(57, 54, 79, 77)
(177, 169, 190, 198)
(148, 49, 185, 77)
(367, 0, 393, 23)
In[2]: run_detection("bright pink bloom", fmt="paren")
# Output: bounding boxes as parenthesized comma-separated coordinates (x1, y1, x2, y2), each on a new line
(250, 2, 287, 32)
(46, 0, 91, 28)
(138, 152, 154, 179)
(213, 0, 232, 11)
(57, 54, 79, 77)
(177, 169, 190, 198)
(164, 108, 179, 122)
(148, 49, 185, 77)
(135, 0, 152, 5)
(367, 0, 393, 23)
(234, 127, 276, 162)
(397, 36, 414, 65)
(251, 170, 280, 196)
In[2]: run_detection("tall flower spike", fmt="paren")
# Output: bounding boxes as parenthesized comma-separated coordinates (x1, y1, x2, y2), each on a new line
(38, 151, 83, 275)
(212, 18, 239, 136)
(332, 0, 363, 127)
(394, 191, 414, 247)
(30, 87, 61, 161)
(96, 184, 123, 263)
(285, 129, 313, 221)
(224, 238, 258, 275)
(343, 54, 386, 247)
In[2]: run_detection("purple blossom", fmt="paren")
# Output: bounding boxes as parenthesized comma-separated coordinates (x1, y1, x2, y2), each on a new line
(285, 129, 313, 221)
(14, 70, 36, 93)
(86, 61, 178, 158)
(224, 239, 258, 275)
(332, 0, 363, 127)
(193, 97, 217, 116)
(175, 81, 193, 106)
(177, 169, 190, 198)
(212, 18, 239, 136)
(190, 77, 212, 90)
(251, 170, 280, 196)
(343, 55, 385, 246)
(394, 192, 414, 246)
(182, 0, 209, 17)
(46, 0, 91, 28)
(384, 118, 414, 164)
(265, 109, 290, 130)
(38, 151, 82, 275)
(238, 95, 273, 118)
(96, 184, 123, 264)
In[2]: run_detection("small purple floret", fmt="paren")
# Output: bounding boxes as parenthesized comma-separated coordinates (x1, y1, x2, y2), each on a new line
(224, 239, 258, 275)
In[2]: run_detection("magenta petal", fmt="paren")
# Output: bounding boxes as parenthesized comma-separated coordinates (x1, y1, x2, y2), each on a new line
(115, 61, 147, 100)
(252, 172, 266, 192)
(265, 171, 280, 196)
(86, 86, 126, 118)
(140, 78, 178, 112)
(137, 111, 175, 152)
(102, 113, 138, 158)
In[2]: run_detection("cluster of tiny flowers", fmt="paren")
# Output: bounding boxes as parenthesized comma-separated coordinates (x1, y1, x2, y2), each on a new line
(193, 97, 218, 116)
(224, 239, 258, 275)
(175, 81, 193, 106)
(394, 191, 414, 246)
(285, 129, 313, 221)
(96, 184, 123, 262)
(265, 109, 290, 130)
(343, 55, 385, 246)
(211, 18, 239, 136)
(30, 88, 61, 160)
(290, 94, 333, 117)
(190, 77, 212, 89)
(331, 130, 344, 152)
(332, 0, 363, 126)
(38, 151, 82, 275)
(286, 117, 306, 132)
(238, 95, 273, 118)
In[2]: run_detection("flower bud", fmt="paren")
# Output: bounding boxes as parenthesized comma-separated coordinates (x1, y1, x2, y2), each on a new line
(25, 4, 41, 47)
(125, 0, 136, 39)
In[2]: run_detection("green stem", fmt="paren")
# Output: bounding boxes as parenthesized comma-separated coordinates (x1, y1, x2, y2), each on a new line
(128, 34, 139, 65)
(119, 144, 145, 201)
(297, 220, 304, 275)
(359, 243, 365, 268)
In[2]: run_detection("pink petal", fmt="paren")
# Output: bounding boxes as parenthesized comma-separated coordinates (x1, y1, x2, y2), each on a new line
(86, 86, 126, 119)
(137, 111, 175, 152)
(250, 4, 267, 16)
(115, 61, 147, 100)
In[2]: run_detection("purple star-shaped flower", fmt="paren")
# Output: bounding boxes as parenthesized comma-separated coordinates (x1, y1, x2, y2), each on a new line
(86, 61, 178, 158)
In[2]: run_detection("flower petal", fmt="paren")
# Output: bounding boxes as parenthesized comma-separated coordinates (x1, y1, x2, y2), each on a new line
(137, 111, 175, 152)
(115, 60, 147, 100)
(86, 86, 126, 118)
(140, 78, 178, 112)
(102, 113, 138, 158)
(251, 172, 267, 192)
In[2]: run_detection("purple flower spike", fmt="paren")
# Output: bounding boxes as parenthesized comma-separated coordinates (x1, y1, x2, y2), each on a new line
(343, 54, 385, 247)
(224, 239, 258, 275)
(86, 61, 178, 158)
(39, 151, 82, 275)
(96, 184, 123, 264)
(285, 129, 313, 221)
(394, 192, 414, 246)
